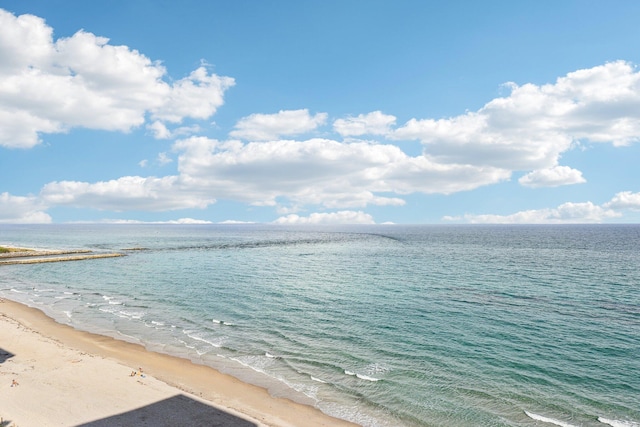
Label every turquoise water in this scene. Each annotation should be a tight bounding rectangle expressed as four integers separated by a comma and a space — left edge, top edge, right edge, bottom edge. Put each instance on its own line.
1, 224, 638, 427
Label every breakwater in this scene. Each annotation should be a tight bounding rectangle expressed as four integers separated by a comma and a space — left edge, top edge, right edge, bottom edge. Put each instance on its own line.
0, 248, 124, 265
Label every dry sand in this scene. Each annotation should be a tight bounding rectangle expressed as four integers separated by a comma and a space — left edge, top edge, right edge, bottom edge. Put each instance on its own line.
0, 298, 359, 427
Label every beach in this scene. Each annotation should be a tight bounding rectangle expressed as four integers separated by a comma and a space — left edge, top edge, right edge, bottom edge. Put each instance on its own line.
0, 298, 359, 427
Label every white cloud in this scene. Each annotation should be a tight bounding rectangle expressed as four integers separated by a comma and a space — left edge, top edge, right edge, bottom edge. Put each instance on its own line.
164, 218, 213, 224
229, 109, 327, 141
97, 217, 213, 224
150, 66, 234, 123
157, 152, 173, 165
27, 132, 483, 216
172, 136, 509, 210
40, 176, 215, 211
0, 9, 233, 148
218, 220, 257, 224
333, 111, 397, 136
518, 166, 586, 188
604, 191, 640, 210
147, 120, 202, 140
273, 211, 375, 224
446, 201, 620, 224
147, 121, 172, 139
393, 61, 640, 171
0, 192, 51, 223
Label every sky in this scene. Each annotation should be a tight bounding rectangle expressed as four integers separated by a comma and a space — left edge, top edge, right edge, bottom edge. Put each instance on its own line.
2, 1, 640, 225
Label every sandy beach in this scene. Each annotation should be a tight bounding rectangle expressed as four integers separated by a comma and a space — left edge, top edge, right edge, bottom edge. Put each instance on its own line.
0, 298, 359, 427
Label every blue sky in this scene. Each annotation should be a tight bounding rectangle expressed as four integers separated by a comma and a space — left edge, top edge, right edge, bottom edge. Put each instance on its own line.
2, 1, 640, 224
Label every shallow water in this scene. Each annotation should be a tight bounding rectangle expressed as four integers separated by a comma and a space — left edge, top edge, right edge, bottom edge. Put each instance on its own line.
1, 224, 639, 426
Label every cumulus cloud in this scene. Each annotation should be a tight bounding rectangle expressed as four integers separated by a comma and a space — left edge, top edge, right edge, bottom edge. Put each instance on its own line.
157, 152, 173, 165
39, 135, 504, 216
333, 111, 397, 136
150, 66, 233, 123
393, 61, 640, 171
604, 191, 640, 210
446, 201, 620, 224
173, 136, 509, 210
147, 121, 172, 139
147, 121, 202, 140
518, 166, 586, 188
40, 176, 215, 211
229, 109, 328, 141
0, 192, 51, 223
0, 9, 233, 148
273, 210, 375, 224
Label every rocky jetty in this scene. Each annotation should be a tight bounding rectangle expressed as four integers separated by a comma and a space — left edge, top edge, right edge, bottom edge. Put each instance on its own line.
0, 247, 124, 265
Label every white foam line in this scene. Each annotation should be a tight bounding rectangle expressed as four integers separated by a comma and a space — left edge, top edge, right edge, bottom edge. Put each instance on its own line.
356, 373, 380, 382
344, 370, 380, 381
525, 411, 578, 427
598, 417, 640, 427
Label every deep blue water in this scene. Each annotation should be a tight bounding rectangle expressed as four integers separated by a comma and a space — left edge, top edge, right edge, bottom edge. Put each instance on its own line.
1, 224, 639, 427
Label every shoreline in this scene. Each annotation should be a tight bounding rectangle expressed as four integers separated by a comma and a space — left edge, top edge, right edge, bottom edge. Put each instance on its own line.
0, 298, 359, 427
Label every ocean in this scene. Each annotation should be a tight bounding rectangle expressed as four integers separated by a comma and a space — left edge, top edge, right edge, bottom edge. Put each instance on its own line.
1, 224, 638, 427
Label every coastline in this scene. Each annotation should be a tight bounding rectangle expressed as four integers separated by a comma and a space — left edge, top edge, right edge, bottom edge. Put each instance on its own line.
0, 298, 359, 427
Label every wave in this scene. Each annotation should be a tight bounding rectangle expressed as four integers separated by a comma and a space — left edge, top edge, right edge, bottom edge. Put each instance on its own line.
356, 373, 381, 382
102, 295, 123, 305
212, 319, 235, 326
177, 339, 196, 350
525, 411, 579, 427
118, 310, 145, 319
182, 330, 224, 348
98, 306, 119, 314
599, 417, 640, 427
230, 356, 269, 374
116, 331, 142, 344
310, 376, 327, 383
344, 370, 380, 382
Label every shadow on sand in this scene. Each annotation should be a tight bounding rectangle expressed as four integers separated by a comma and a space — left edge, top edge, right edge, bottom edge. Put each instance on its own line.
75, 394, 258, 427
0, 347, 14, 363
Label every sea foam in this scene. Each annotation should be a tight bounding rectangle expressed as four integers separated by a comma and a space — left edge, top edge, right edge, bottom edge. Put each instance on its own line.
599, 417, 640, 427
525, 411, 578, 427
